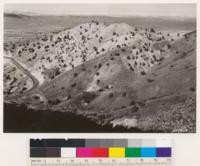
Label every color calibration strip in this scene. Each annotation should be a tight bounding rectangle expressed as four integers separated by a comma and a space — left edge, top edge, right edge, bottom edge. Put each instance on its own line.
30, 139, 172, 158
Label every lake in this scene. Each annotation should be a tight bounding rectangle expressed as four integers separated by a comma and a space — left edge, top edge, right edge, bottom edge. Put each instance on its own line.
4, 103, 144, 133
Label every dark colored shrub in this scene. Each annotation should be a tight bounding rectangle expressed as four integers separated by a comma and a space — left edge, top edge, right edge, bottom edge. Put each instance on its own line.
71, 83, 77, 88
141, 71, 146, 75
147, 78, 154, 82
96, 79, 100, 84
98, 63, 102, 68
115, 52, 120, 56
130, 100, 136, 106
28, 48, 35, 53
74, 73, 78, 77
150, 28, 155, 33
127, 56, 131, 60
190, 87, 195, 92
82, 92, 97, 104
108, 93, 114, 98
121, 92, 126, 97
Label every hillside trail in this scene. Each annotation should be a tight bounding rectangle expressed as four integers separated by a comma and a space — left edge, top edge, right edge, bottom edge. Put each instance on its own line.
4, 56, 39, 100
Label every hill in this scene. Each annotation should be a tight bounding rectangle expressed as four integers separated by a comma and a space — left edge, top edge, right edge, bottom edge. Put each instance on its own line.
4, 20, 196, 132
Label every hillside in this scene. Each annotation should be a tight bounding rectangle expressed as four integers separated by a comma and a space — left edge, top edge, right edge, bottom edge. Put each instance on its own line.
4, 20, 196, 132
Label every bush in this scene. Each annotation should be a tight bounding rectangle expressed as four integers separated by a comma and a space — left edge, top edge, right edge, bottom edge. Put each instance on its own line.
98, 63, 102, 68
48, 99, 61, 105
115, 52, 120, 56
34, 96, 40, 100
42, 37, 48, 41
74, 73, 78, 77
117, 45, 121, 48
43, 67, 61, 80
71, 83, 77, 88
130, 100, 136, 106
93, 46, 98, 51
121, 106, 127, 109
122, 92, 127, 97
167, 44, 171, 49
28, 48, 35, 53
96, 79, 100, 84
147, 78, 154, 83
150, 28, 155, 33
108, 93, 114, 98
141, 71, 146, 75
190, 87, 195, 92
44, 45, 49, 49
82, 92, 97, 104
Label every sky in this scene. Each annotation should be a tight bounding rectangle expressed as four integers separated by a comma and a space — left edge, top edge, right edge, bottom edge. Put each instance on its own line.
4, 3, 196, 18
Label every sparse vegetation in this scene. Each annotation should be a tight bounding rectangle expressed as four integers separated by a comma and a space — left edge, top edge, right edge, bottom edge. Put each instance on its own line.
4, 16, 196, 133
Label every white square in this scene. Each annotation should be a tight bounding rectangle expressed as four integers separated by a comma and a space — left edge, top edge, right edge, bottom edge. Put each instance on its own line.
156, 139, 172, 147
61, 148, 76, 158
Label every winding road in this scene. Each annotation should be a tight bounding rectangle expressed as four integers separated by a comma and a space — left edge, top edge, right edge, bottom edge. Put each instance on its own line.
4, 56, 39, 100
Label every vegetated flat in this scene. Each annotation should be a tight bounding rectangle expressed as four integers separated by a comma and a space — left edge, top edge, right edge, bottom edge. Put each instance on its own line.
3, 14, 196, 133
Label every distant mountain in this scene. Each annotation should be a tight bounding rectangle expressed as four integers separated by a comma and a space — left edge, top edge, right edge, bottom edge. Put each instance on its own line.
4, 14, 196, 32
4, 13, 30, 18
